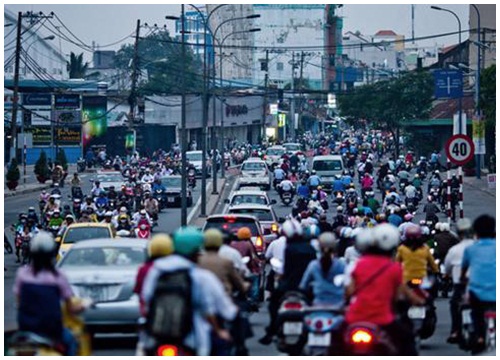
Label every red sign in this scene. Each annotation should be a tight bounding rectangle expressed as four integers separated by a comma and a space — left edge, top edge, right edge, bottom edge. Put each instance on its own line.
445, 134, 474, 166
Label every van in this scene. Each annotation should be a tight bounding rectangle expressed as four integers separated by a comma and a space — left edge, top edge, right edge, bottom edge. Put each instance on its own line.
311, 155, 344, 191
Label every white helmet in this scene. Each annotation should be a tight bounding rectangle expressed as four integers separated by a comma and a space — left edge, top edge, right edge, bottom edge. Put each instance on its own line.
355, 228, 374, 252
337, 206, 343, 212
318, 232, 337, 250
30, 231, 56, 254
340, 227, 352, 239
441, 222, 450, 232
372, 223, 400, 251
281, 219, 303, 238
435, 222, 442, 231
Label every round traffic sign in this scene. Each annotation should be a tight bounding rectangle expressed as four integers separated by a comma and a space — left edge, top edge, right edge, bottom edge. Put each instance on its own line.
445, 134, 475, 166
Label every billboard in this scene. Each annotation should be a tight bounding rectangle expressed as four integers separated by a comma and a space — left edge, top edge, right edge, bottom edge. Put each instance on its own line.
82, 96, 107, 149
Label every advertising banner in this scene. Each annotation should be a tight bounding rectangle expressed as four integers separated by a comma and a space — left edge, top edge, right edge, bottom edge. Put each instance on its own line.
472, 114, 486, 155
55, 127, 82, 145
82, 96, 107, 148
31, 127, 52, 146
54, 94, 80, 109
53, 110, 81, 125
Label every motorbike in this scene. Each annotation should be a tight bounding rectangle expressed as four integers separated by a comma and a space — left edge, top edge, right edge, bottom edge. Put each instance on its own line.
77, 158, 86, 173
276, 291, 309, 356
280, 190, 294, 206
72, 198, 82, 219
154, 189, 166, 211
6, 332, 64, 356
20, 235, 31, 265
188, 170, 196, 189
135, 223, 152, 239
333, 191, 344, 205
406, 277, 437, 348
460, 304, 496, 353
303, 306, 344, 356
4, 234, 13, 254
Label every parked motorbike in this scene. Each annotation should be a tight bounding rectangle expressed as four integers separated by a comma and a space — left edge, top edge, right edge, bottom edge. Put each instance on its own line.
77, 158, 86, 173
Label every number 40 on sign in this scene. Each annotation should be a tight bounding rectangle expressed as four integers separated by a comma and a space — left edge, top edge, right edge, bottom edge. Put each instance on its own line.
444, 134, 475, 166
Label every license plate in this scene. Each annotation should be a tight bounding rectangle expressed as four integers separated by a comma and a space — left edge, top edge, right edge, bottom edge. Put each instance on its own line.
307, 332, 331, 346
283, 322, 303, 335
168, 197, 175, 203
82, 285, 105, 302
408, 306, 426, 319
462, 309, 472, 325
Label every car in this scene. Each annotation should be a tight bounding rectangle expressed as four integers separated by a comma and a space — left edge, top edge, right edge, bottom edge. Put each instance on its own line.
186, 150, 211, 178
283, 142, 306, 162
93, 171, 125, 191
56, 222, 115, 260
57, 238, 148, 334
311, 155, 345, 191
226, 204, 283, 236
202, 214, 276, 256
161, 175, 193, 208
264, 146, 286, 169
238, 159, 270, 190
224, 189, 276, 207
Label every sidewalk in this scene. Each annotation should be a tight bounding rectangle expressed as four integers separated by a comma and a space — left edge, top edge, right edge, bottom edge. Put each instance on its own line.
189, 176, 229, 228
462, 170, 495, 198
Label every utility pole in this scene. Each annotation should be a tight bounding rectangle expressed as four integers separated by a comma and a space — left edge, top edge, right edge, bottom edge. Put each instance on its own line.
180, 6, 188, 226
262, 49, 269, 143
289, 51, 295, 141
298, 51, 305, 135
200, 20, 209, 217
129, 19, 141, 129
9, 12, 23, 163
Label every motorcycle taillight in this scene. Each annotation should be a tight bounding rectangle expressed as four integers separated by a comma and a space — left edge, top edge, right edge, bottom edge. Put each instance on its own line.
350, 329, 373, 344
157, 345, 178, 356
283, 302, 304, 310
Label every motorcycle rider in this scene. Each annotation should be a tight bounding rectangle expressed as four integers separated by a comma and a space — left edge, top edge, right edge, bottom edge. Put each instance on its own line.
297, 180, 310, 199
140, 169, 153, 184
299, 232, 345, 306
433, 222, 459, 264
95, 192, 109, 212
57, 214, 75, 237
423, 195, 440, 225
273, 166, 286, 188
143, 192, 159, 224
344, 223, 425, 355
70, 173, 83, 199
107, 185, 118, 201
116, 214, 132, 233
277, 177, 295, 198
27, 207, 39, 226
13, 231, 83, 355
460, 215, 496, 354
152, 178, 166, 193
101, 211, 117, 235
90, 180, 104, 197
81, 196, 96, 214
141, 227, 235, 356
133, 209, 152, 228
307, 170, 321, 192
48, 209, 64, 230
443, 218, 474, 344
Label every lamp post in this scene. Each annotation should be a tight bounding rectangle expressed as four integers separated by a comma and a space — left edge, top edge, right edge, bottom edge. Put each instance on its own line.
216, 28, 261, 179
24, 35, 55, 76
210, 14, 260, 193
430, 6, 463, 136
471, 4, 482, 178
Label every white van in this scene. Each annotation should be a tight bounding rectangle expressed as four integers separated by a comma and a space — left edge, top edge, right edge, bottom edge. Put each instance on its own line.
311, 155, 344, 191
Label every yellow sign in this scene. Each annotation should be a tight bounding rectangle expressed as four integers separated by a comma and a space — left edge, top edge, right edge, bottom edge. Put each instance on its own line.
278, 113, 286, 127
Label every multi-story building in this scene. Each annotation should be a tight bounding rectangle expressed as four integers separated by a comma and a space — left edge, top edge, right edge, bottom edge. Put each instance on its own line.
4, 8, 67, 81
468, 4, 496, 70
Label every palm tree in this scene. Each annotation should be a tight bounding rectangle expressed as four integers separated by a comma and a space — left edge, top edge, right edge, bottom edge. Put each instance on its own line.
66, 52, 89, 79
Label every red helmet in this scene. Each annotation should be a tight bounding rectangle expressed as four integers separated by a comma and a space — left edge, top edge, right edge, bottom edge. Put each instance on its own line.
405, 225, 422, 240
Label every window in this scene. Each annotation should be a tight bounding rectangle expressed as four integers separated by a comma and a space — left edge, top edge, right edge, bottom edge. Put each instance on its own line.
276, 62, 284, 71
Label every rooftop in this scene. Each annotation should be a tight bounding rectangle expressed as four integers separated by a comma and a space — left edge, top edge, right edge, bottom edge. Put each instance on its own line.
374, 30, 398, 36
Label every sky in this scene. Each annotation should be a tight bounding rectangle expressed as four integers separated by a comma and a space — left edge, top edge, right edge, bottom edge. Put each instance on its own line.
4, 3, 471, 63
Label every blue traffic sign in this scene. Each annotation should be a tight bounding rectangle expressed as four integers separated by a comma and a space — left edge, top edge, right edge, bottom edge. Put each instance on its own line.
433, 69, 463, 99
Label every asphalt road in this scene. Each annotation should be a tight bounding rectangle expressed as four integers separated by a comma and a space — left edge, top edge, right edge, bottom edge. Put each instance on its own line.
4, 169, 494, 356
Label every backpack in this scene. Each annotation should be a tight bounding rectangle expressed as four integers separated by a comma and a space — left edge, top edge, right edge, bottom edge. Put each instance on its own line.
146, 269, 193, 342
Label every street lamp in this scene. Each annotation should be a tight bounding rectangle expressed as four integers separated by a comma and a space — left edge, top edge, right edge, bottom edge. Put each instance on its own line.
471, 4, 482, 178
216, 27, 261, 179
210, 14, 261, 193
24, 35, 56, 76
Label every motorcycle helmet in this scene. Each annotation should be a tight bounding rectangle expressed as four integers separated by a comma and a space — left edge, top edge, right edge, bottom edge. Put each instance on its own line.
140, 209, 147, 216
405, 224, 422, 240
120, 207, 127, 213
318, 232, 337, 250
119, 214, 128, 222
281, 219, 303, 238
456, 218, 472, 232
28, 206, 35, 212
53, 209, 60, 216
105, 211, 113, 217
404, 213, 413, 221
173, 226, 204, 256
354, 228, 374, 252
65, 214, 75, 221
30, 231, 56, 255
304, 224, 320, 240
372, 223, 400, 251
204, 229, 224, 249
148, 233, 173, 258
434, 222, 442, 231
441, 222, 450, 232
237, 227, 252, 240
337, 206, 343, 212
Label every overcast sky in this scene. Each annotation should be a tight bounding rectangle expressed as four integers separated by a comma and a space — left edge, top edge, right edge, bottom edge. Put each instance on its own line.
5, 3, 470, 62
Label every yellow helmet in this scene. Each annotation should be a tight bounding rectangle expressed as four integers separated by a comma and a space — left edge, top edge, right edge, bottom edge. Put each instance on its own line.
148, 233, 174, 258
204, 229, 223, 249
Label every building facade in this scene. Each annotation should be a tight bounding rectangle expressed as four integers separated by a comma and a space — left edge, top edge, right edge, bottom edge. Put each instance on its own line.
468, 4, 496, 71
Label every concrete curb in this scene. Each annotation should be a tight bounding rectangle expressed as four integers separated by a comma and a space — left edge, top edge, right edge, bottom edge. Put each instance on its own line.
4, 184, 52, 198
188, 177, 228, 226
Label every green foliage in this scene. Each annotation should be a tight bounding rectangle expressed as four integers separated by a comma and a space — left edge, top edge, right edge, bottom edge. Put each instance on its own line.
56, 149, 68, 171
66, 52, 89, 79
480, 64, 495, 121
337, 71, 434, 132
114, 30, 203, 95
6, 158, 20, 182
34, 150, 50, 179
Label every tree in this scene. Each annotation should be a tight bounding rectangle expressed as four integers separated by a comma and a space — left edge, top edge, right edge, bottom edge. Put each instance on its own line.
56, 148, 68, 172
66, 52, 89, 79
337, 71, 434, 156
479, 64, 495, 169
114, 30, 203, 95
6, 158, 20, 190
34, 150, 50, 183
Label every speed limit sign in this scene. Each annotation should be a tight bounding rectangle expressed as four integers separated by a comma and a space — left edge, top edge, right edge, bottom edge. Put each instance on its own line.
445, 134, 475, 166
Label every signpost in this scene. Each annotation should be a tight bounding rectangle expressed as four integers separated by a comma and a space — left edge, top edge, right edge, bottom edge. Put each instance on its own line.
433, 69, 463, 99
487, 174, 496, 189
445, 134, 474, 166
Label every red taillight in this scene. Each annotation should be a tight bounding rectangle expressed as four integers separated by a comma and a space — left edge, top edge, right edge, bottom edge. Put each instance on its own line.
283, 302, 303, 310
351, 329, 373, 344
157, 345, 178, 356
224, 216, 236, 223
411, 278, 422, 285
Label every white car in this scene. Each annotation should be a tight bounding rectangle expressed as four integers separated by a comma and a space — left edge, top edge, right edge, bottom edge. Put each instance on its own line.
224, 189, 276, 207
186, 150, 211, 178
283, 142, 305, 161
264, 146, 286, 169
94, 171, 124, 191
238, 159, 270, 190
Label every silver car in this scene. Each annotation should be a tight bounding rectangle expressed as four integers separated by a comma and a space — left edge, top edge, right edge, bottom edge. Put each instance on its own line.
57, 239, 148, 334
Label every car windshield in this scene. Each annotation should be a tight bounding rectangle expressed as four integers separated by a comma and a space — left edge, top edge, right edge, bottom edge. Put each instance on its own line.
231, 194, 268, 205
97, 174, 123, 183
242, 162, 266, 171
313, 160, 343, 171
229, 208, 274, 222
60, 246, 146, 267
267, 148, 285, 156
284, 144, 300, 152
64, 227, 111, 244
161, 177, 182, 188
187, 153, 202, 162
204, 218, 260, 237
